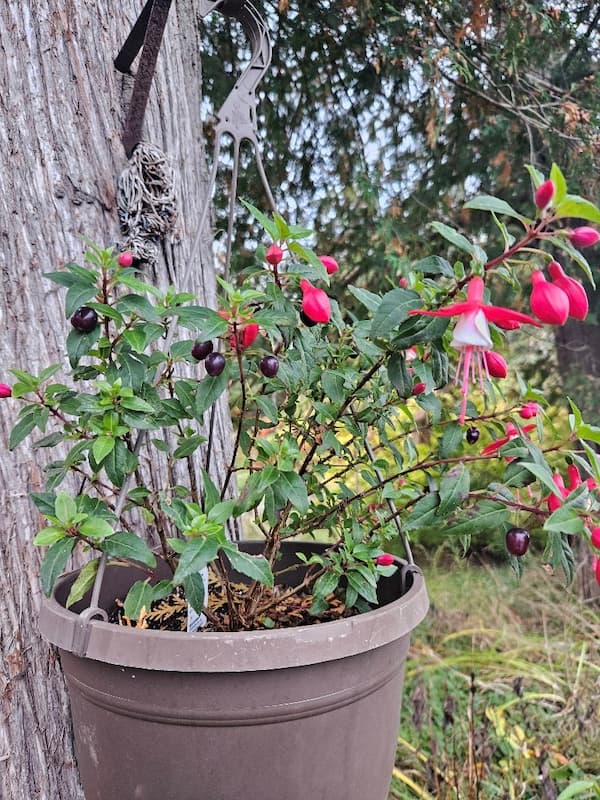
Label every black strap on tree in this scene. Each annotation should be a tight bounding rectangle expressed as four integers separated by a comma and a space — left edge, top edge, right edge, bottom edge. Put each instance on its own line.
115, 0, 174, 157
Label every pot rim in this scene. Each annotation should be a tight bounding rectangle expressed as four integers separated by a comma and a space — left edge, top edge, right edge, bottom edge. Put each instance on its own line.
39, 552, 429, 672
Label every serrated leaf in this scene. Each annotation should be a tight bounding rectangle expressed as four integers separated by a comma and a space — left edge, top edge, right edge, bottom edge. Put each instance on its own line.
123, 580, 155, 620
445, 501, 508, 536
274, 471, 308, 513
173, 537, 220, 583
544, 506, 585, 536
437, 466, 470, 517
404, 493, 440, 531
463, 195, 530, 224
184, 572, 205, 616
222, 545, 274, 587
347, 570, 378, 604
370, 289, 421, 337
66, 559, 100, 608
312, 570, 339, 599
103, 532, 156, 567
92, 436, 115, 464
41, 538, 75, 596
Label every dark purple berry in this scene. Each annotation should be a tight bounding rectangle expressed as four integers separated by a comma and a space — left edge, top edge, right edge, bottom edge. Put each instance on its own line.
505, 527, 530, 557
300, 310, 317, 327
205, 352, 225, 377
70, 306, 99, 333
259, 355, 279, 378
192, 340, 214, 361
466, 427, 480, 445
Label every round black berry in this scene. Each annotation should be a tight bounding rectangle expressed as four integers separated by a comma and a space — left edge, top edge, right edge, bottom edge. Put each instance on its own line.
205, 352, 226, 377
505, 527, 530, 557
192, 340, 214, 361
259, 355, 279, 378
466, 427, 480, 445
70, 306, 99, 333
300, 310, 317, 327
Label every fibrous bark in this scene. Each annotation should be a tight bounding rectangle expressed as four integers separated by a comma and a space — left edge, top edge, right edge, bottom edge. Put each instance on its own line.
0, 2, 226, 797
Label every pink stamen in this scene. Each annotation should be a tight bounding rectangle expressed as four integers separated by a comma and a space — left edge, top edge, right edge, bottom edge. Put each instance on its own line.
460, 347, 473, 424
455, 351, 464, 386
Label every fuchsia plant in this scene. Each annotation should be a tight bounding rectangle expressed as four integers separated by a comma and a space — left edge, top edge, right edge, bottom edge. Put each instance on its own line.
3, 165, 600, 629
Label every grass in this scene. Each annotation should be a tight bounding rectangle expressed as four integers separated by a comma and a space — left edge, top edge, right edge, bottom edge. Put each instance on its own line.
389, 558, 600, 799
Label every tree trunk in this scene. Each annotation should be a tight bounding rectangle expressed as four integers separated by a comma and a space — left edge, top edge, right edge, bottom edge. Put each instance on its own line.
0, 3, 228, 797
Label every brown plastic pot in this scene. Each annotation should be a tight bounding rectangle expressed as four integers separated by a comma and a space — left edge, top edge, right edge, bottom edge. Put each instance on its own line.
39, 541, 428, 800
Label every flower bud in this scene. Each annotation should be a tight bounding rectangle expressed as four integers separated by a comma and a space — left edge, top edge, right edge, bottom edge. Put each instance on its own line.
519, 402, 538, 419
529, 271, 569, 325
569, 227, 600, 248
376, 553, 395, 567
412, 382, 426, 396
547, 261, 588, 320
399, 276, 408, 288
319, 255, 339, 275
567, 464, 582, 491
534, 179, 555, 210
590, 527, 600, 550
0, 383, 12, 398
118, 251, 134, 267
230, 323, 260, 351
300, 279, 331, 324
547, 472, 567, 512
483, 350, 508, 379
266, 244, 284, 266
595, 556, 600, 586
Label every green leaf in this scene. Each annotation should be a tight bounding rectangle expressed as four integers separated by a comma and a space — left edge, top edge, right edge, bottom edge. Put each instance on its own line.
321, 370, 346, 404
55, 492, 77, 525
544, 530, 575, 584
123, 580, 155, 620
555, 194, 600, 223
313, 570, 339, 599
33, 526, 67, 546
30, 492, 57, 515
243, 466, 280, 511
525, 164, 544, 188
175, 306, 229, 339
463, 195, 530, 224
241, 199, 280, 240
348, 286, 381, 313
429, 222, 474, 255
387, 352, 412, 397
557, 780, 599, 800
92, 435, 115, 464
195, 371, 229, 418
549, 163, 567, 204
347, 570, 378, 604
201, 470, 221, 512
9, 410, 42, 450
116, 270, 162, 298
104, 439, 138, 487
222, 545, 274, 587
445, 501, 508, 536
370, 289, 421, 337
521, 462, 563, 497
173, 434, 207, 459
120, 396, 155, 414
33, 432, 65, 449
184, 573, 205, 616
41, 538, 75, 596
403, 493, 440, 531
411, 255, 454, 277
173, 537, 220, 583
65, 282, 98, 319
66, 559, 100, 608
577, 424, 600, 445
207, 500, 237, 524
548, 236, 595, 288
103, 532, 156, 567
437, 466, 470, 518
544, 506, 585, 536
116, 294, 162, 323
78, 517, 114, 540
274, 471, 308, 513
66, 326, 101, 368
439, 423, 463, 458
255, 396, 279, 425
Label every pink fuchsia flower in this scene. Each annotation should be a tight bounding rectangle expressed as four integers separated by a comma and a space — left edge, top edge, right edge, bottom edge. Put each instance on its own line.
409, 277, 540, 423
483, 351, 507, 379
519, 402, 538, 420
594, 556, 600, 586
569, 227, 600, 248
591, 527, 600, 549
266, 244, 284, 266
412, 382, 427, 396
546, 465, 596, 512
0, 383, 12, 398
529, 271, 569, 325
547, 261, 588, 320
535, 180, 555, 211
376, 553, 395, 566
480, 422, 536, 457
319, 255, 339, 275
300, 279, 331, 324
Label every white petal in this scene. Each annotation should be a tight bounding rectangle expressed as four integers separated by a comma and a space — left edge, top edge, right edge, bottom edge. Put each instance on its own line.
451, 310, 492, 350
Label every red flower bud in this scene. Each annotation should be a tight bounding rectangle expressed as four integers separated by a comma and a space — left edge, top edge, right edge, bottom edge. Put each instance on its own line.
319, 255, 339, 275
266, 244, 284, 266
483, 350, 508, 379
118, 251, 134, 267
569, 227, 600, 248
230, 323, 260, 351
595, 556, 600, 586
300, 279, 331, 324
412, 382, 426, 395
547, 472, 568, 512
534, 179, 555, 210
529, 271, 569, 325
376, 553, 395, 567
567, 464, 582, 491
519, 402, 538, 420
547, 261, 588, 320
0, 383, 12, 398
591, 527, 600, 550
